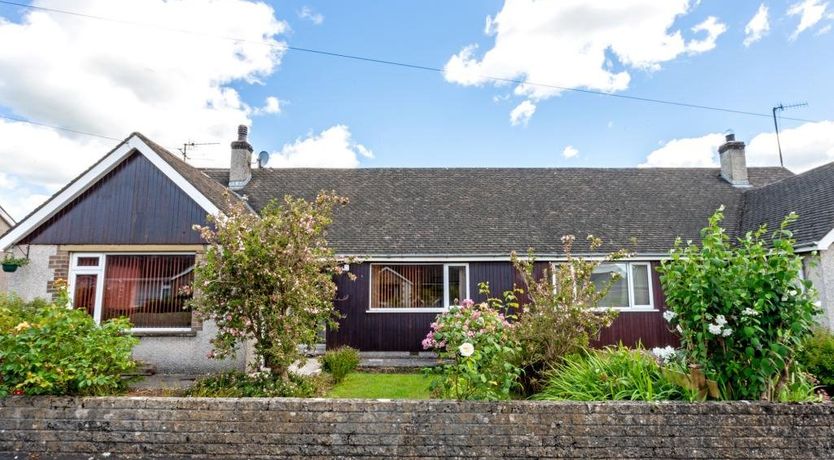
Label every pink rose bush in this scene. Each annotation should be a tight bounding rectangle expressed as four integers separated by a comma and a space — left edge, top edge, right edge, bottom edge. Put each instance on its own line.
423, 292, 521, 400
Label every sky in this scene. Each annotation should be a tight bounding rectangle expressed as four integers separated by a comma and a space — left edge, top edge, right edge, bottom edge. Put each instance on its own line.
0, 0, 833, 220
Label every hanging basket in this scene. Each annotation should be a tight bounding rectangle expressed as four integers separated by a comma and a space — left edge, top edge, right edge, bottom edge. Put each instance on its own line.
2, 263, 19, 273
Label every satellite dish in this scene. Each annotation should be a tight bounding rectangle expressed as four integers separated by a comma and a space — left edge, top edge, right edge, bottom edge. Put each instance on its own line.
257, 150, 269, 168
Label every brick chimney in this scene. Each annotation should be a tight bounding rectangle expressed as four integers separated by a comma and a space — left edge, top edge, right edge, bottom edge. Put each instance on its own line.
229, 125, 252, 190
718, 132, 749, 187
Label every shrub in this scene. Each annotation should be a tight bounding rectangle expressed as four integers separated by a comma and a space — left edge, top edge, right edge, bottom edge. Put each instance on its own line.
186, 370, 322, 397
535, 345, 685, 401
0, 292, 138, 396
799, 328, 834, 388
321, 347, 360, 383
422, 290, 521, 400
512, 235, 627, 394
658, 207, 820, 400
192, 192, 351, 380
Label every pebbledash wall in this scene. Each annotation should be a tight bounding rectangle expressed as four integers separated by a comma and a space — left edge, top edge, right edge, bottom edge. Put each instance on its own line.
4, 244, 246, 374
2, 397, 834, 459
806, 244, 834, 331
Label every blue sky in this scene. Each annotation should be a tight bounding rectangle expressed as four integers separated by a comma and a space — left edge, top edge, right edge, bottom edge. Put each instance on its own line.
0, 1, 832, 219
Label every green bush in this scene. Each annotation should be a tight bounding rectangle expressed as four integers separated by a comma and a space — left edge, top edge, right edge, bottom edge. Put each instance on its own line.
799, 328, 834, 388
535, 345, 685, 401
320, 347, 360, 383
186, 370, 322, 397
0, 293, 138, 396
658, 208, 819, 400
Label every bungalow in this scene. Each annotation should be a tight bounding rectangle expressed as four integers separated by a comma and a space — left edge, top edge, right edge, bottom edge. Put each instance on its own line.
1, 126, 833, 373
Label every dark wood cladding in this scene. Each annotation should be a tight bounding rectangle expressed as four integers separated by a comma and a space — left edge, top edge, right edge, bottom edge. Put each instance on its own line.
328, 261, 678, 352
22, 151, 208, 245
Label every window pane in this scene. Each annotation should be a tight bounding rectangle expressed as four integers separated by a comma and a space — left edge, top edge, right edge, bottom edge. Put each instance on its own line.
73, 274, 98, 317
447, 265, 467, 306
371, 265, 443, 308
631, 264, 651, 306
76, 257, 99, 267
103, 255, 194, 328
591, 264, 629, 308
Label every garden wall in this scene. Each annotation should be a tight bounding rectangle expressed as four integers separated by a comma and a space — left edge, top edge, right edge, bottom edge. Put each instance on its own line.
2, 397, 833, 459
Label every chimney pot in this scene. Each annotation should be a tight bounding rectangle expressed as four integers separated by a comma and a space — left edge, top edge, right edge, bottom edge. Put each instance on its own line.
229, 125, 253, 190
718, 132, 749, 187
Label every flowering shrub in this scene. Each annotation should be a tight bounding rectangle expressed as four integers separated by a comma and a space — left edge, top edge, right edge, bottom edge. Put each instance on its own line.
511, 235, 627, 394
192, 192, 351, 380
0, 289, 138, 396
658, 207, 820, 400
186, 370, 321, 397
423, 290, 521, 400
320, 347, 360, 383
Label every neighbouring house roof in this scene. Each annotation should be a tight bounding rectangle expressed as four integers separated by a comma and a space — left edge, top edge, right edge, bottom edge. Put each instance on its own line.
741, 162, 834, 251
202, 167, 793, 256
0, 203, 14, 228
0, 133, 241, 250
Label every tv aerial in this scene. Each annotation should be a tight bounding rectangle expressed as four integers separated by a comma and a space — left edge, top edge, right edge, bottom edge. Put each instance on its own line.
772, 102, 808, 167
178, 141, 220, 161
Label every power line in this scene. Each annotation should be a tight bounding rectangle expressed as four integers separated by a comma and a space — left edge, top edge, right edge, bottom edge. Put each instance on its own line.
0, 0, 821, 124
0, 113, 121, 141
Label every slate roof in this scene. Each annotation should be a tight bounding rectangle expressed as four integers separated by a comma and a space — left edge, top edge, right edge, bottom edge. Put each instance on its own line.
202, 167, 793, 256
741, 162, 834, 249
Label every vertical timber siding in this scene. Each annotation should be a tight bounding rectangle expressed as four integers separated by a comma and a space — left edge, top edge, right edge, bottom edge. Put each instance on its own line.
21, 151, 208, 245
328, 261, 677, 351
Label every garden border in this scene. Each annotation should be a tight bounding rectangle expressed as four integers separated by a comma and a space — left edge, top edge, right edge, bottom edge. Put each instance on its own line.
2, 397, 834, 458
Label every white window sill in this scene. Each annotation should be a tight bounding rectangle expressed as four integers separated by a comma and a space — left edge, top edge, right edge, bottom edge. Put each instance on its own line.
366, 308, 449, 314
593, 307, 658, 313
130, 328, 196, 337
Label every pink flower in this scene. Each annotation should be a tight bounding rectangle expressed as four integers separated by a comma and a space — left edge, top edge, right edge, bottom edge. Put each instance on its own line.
461, 299, 475, 308
421, 338, 434, 349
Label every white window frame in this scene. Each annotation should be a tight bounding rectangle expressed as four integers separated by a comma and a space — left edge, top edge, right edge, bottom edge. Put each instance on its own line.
552, 261, 656, 312
67, 252, 195, 332
367, 262, 470, 313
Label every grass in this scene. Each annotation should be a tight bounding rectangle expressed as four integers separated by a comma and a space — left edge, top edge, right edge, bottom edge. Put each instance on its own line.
326, 372, 433, 399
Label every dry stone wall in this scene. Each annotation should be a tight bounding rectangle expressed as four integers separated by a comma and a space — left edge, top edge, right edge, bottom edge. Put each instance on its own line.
1, 397, 833, 459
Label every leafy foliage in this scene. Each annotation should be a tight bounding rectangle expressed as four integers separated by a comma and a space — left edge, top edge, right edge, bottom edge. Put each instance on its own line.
320, 347, 360, 383
512, 235, 626, 394
0, 289, 138, 396
422, 288, 521, 400
658, 207, 820, 400
186, 370, 322, 397
536, 345, 685, 401
192, 192, 351, 379
799, 328, 834, 388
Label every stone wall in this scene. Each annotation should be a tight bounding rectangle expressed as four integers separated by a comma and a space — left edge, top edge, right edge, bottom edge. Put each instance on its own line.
1, 397, 833, 459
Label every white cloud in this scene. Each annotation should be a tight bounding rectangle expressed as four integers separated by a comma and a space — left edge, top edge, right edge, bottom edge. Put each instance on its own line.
444, 0, 726, 123
267, 125, 373, 168
639, 133, 725, 167
298, 6, 324, 25
0, 0, 291, 218
509, 100, 536, 126
254, 96, 282, 115
747, 121, 834, 172
787, 0, 829, 40
639, 121, 834, 173
744, 4, 770, 46
562, 145, 579, 159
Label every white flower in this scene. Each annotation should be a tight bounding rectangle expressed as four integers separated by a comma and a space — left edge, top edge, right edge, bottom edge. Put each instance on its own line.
741, 308, 759, 317
458, 342, 474, 357
708, 323, 723, 335
662, 310, 677, 322
651, 346, 677, 363
714, 315, 727, 327
789, 289, 798, 297
676, 325, 683, 334
722, 327, 733, 337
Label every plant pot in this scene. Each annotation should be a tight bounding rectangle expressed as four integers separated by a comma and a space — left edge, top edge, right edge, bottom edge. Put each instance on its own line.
2, 263, 18, 273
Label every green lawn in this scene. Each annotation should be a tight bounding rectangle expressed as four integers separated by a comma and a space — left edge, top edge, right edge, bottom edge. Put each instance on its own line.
326, 372, 433, 399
